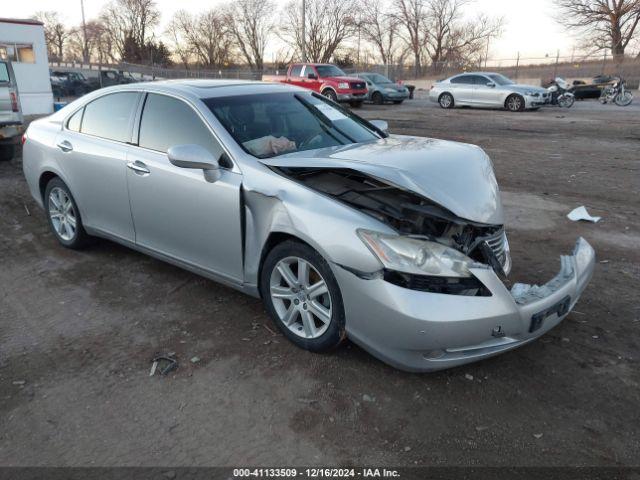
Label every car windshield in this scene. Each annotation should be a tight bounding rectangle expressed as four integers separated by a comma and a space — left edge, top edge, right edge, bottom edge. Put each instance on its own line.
204, 92, 382, 159
315, 65, 346, 77
487, 74, 514, 85
368, 74, 393, 84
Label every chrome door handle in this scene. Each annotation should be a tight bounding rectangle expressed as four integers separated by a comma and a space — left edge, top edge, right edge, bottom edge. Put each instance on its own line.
127, 161, 150, 175
56, 140, 73, 152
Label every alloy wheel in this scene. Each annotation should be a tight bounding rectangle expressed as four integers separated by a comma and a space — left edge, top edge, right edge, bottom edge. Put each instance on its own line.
440, 94, 452, 108
507, 95, 523, 111
48, 187, 77, 241
269, 256, 332, 339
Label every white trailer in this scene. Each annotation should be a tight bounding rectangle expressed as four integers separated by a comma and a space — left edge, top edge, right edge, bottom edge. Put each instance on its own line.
0, 18, 53, 115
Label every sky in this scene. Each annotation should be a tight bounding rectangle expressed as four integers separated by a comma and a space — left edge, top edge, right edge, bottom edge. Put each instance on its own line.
3, 0, 579, 62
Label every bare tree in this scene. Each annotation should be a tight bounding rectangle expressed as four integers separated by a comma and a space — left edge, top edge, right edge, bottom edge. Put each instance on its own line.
392, 0, 429, 77
34, 11, 70, 61
225, 0, 275, 71
555, 0, 640, 60
279, 0, 358, 63
165, 11, 196, 68
358, 0, 402, 65
425, 0, 503, 72
166, 10, 235, 68
100, 0, 160, 62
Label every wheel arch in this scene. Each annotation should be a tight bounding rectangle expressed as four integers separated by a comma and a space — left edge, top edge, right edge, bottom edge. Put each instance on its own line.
39, 170, 60, 202
320, 85, 337, 96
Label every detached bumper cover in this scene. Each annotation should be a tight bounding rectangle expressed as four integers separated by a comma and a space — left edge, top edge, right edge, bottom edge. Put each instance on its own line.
334, 237, 595, 372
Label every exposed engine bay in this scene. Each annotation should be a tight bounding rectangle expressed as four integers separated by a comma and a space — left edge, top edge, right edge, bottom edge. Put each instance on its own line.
271, 166, 511, 278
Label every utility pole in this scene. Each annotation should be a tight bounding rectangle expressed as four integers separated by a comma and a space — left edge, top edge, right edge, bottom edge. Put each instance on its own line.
80, 0, 89, 64
301, 0, 307, 62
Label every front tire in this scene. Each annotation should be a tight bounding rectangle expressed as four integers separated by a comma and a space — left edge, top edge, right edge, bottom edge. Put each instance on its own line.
44, 177, 92, 249
372, 92, 384, 105
438, 92, 454, 109
614, 92, 633, 106
260, 240, 346, 353
506, 94, 525, 112
322, 89, 338, 102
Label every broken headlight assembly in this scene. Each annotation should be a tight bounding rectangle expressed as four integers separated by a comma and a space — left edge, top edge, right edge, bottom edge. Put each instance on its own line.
357, 229, 491, 296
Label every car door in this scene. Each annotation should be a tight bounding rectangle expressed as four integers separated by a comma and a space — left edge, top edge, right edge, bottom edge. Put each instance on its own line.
126, 92, 243, 281
471, 75, 499, 106
287, 64, 305, 88
54, 91, 140, 241
450, 75, 475, 104
301, 65, 322, 92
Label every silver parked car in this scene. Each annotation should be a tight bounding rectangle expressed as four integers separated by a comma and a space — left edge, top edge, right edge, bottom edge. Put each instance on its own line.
22, 80, 595, 372
429, 72, 550, 111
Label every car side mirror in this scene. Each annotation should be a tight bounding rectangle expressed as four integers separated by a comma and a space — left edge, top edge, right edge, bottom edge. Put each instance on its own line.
169, 144, 222, 182
370, 119, 389, 134
307, 73, 317, 79
486, 82, 495, 88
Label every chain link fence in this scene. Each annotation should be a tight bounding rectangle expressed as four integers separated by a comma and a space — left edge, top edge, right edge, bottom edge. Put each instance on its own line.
50, 53, 640, 89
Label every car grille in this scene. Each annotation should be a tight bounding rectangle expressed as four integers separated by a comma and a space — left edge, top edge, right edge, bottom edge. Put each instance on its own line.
350, 81, 366, 90
484, 228, 511, 273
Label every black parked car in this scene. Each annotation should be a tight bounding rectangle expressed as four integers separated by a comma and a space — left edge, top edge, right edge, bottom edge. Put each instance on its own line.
50, 71, 92, 97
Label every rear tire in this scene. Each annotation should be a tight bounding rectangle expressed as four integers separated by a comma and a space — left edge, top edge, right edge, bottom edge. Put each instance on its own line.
260, 240, 346, 353
372, 92, 384, 105
438, 92, 454, 109
44, 177, 92, 249
506, 94, 525, 112
322, 89, 338, 102
0, 144, 15, 162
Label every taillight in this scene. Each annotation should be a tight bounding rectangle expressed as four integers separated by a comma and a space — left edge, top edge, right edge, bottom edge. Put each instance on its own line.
10, 91, 19, 112
22, 133, 27, 145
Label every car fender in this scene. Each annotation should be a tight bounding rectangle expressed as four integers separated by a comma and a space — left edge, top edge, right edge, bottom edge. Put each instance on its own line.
241, 163, 390, 291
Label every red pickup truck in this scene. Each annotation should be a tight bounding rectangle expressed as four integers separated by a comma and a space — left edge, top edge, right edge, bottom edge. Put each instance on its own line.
264, 63, 368, 108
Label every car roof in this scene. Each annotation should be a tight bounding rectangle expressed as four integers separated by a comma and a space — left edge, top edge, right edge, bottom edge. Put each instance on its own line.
95, 79, 307, 99
452, 72, 503, 76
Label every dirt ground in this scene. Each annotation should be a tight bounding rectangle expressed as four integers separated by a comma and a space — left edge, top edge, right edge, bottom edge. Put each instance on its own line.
0, 96, 639, 467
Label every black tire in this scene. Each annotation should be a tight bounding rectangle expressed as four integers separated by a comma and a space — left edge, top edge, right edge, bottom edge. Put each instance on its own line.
260, 240, 346, 353
372, 91, 384, 105
506, 94, 525, 112
0, 144, 15, 162
322, 89, 338, 102
349, 101, 363, 108
44, 177, 92, 249
438, 92, 454, 109
393, 100, 403, 104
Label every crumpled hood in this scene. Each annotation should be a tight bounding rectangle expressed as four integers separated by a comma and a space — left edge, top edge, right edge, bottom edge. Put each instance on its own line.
261, 135, 504, 225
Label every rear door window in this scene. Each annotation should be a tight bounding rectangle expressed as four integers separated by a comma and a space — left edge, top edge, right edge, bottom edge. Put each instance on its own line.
80, 92, 138, 142
138, 93, 223, 159
0, 63, 10, 83
451, 75, 474, 85
290, 65, 303, 77
67, 108, 84, 132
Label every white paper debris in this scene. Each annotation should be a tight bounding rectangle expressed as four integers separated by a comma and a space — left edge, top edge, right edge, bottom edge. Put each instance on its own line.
567, 206, 601, 223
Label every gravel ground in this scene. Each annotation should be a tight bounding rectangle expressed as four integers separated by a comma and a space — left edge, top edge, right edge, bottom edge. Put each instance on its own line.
0, 96, 639, 467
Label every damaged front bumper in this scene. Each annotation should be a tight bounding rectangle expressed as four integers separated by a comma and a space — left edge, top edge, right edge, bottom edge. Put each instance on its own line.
333, 237, 595, 372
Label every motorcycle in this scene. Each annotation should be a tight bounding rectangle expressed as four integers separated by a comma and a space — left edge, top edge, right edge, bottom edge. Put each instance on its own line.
599, 77, 633, 106
546, 77, 575, 108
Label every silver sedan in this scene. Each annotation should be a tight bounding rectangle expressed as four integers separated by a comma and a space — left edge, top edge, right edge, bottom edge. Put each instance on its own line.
429, 72, 550, 111
22, 80, 594, 371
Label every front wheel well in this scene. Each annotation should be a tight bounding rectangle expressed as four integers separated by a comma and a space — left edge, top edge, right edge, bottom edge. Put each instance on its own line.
257, 232, 314, 299
39, 171, 59, 201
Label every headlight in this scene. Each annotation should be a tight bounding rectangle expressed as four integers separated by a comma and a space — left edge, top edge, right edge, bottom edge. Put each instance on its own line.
337, 82, 349, 89
357, 229, 477, 278
524, 91, 539, 97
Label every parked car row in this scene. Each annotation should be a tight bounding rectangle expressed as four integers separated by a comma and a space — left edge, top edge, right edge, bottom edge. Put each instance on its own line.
264, 63, 412, 107
50, 69, 137, 98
